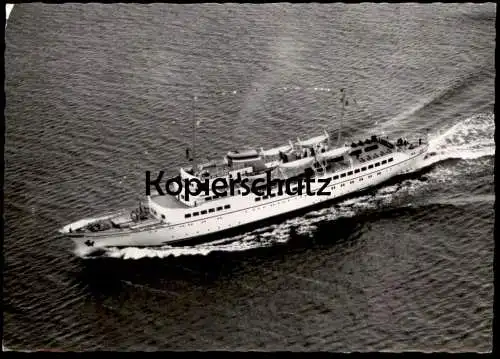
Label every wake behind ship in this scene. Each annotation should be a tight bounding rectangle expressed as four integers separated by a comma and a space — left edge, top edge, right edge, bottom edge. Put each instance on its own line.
59, 90, 430, 254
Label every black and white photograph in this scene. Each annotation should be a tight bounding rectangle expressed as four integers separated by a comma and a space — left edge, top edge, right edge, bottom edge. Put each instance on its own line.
3, 2, 495, 352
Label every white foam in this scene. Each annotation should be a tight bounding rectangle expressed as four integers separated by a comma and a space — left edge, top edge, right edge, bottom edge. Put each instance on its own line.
429, 193, 495, 206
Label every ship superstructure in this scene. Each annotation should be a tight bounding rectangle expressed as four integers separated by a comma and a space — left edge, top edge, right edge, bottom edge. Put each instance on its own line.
59, 89, 430, 252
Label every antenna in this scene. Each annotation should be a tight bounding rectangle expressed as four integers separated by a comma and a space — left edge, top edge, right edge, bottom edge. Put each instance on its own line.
338, 88, 346, 146
191, 95, 197, 170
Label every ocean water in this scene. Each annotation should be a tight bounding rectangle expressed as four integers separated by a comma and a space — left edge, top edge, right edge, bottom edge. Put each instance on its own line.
3, 3, 495, 351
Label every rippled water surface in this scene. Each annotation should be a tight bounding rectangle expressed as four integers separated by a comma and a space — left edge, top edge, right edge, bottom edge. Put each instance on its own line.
4, 3, 495, 351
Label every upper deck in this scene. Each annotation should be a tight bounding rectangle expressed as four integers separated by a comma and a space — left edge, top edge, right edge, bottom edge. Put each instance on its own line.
157, 133, 426, 209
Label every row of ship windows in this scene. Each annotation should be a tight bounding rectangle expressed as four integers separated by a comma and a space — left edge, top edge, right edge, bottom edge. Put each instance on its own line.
181, 168, 389, 218
333, 157, 392, 180
179, 191, 241, 202
175, 165, 385, 235
252, 158, 393, 201
254, 171, 383, 200
185, 204, 231, 218
183, 157, 394, 207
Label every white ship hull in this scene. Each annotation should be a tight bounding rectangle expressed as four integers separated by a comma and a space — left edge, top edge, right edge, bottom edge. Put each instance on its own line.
68, 146, 427, 253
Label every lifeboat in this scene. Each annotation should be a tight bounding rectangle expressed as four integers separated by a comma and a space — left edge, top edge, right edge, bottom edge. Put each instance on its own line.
226, 149, 260, 161
260, 144, 293, 157
279, 157, 314, 169
226, 149, 261, 168
278, 157, 315, 178
297, 131, 329, 147
318, 146, 350, 161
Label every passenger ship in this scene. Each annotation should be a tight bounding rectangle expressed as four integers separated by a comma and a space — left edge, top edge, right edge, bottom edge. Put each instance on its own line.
59, 91, 430, 253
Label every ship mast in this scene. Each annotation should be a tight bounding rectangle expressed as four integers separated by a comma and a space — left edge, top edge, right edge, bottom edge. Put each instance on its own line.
191, 94, 197, 170
338, 88, 346, 146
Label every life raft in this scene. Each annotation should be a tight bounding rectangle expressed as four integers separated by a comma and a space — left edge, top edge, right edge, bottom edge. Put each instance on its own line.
226, 149, 260, 161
